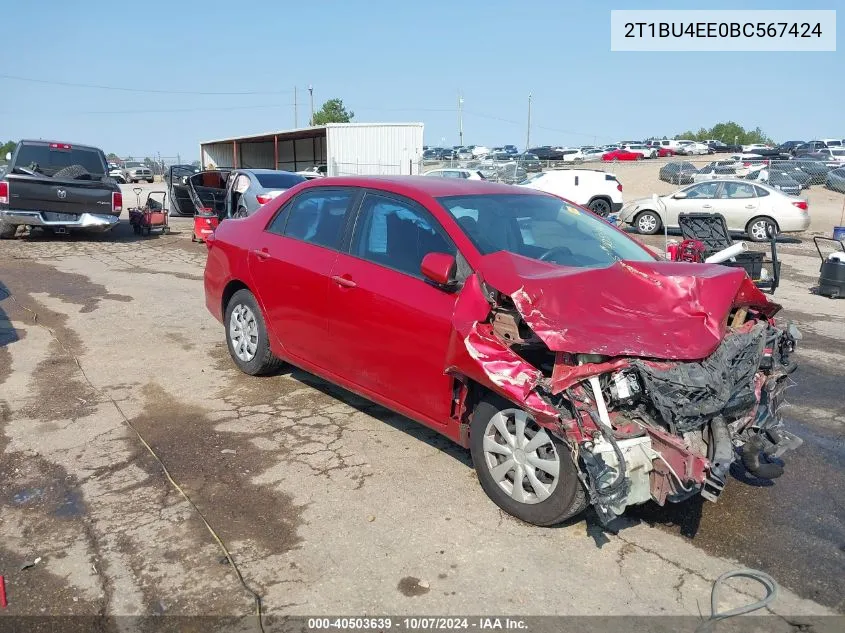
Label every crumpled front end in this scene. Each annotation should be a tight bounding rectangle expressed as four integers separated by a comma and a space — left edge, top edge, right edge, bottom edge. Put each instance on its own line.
448, 255, 803, 524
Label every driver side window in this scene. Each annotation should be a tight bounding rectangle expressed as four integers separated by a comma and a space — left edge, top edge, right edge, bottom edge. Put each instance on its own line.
685, 182, 720, 199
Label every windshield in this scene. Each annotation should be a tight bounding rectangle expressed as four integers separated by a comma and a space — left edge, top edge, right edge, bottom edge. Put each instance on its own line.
438, 194, 655, 269
255, 172, 306, 188
125, 161, 144, 168
14, 144, 106, 177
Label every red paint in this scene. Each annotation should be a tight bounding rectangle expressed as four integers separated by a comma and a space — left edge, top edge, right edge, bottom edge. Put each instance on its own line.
0, 575, 7, 608
204, 176, 780, 449
602, 149, 641, 161
657, 148, 675, 157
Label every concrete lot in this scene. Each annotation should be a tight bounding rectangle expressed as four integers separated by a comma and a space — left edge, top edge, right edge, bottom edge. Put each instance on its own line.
0, 178, 843, 626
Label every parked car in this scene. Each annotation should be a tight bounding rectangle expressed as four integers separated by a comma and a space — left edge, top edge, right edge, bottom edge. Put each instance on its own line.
471, 146, 491, 158
122, 161, 154, 183
825, 167, 845, 193
618, 179, 809, 241
1, 139, 122, 238
768, 163, 812, 189
807, 148, 845, 164
621, 144, 656, 159
742, 143, 772, 153
502, 144, 519, 155
205, 176, 803, 526
559, 148, 587, 163
108, 164, 126, 183
819, 138, 843, 148
791, 158, 834, 184
602, 149, 641, 162
424, 168, 486, 180
163, 164, 199, 185
528, 146, 564, 161
513, 153, 542, 172
296, 165, 328, 179
482, 164, 527, 184
658, 161, 699, 184
692, 162, 738, 182
456, 147, 475, 160
744, 167, 802, 197
479, 152, 515, 167
776, 141, 805, 155
581, 148, 606, 161
677, 142, 711, 156
794, 141, 828, 156
226, 169, 308, 217
517, 169, 623, 216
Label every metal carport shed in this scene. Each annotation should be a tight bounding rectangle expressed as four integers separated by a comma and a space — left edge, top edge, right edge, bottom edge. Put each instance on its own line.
200, 122, 424, 177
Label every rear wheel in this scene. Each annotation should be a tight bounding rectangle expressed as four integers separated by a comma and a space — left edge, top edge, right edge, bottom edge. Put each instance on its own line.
470, 396, 587, 526
224, 289, 283, 376
147, 178, 154, 184
746, 216, 778, 242
635, 210, 662, 235
588, 198, 612, 217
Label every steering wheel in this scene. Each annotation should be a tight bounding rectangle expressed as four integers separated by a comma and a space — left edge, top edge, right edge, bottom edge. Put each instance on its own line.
538, 246, 574, 263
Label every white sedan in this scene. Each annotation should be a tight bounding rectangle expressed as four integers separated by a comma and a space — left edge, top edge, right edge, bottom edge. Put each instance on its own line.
423, 168, 486, 180
617, 179, 810, 241
621, 144, 657, 159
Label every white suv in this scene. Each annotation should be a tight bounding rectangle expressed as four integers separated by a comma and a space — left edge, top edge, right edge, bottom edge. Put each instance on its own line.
517, 169, 624, 217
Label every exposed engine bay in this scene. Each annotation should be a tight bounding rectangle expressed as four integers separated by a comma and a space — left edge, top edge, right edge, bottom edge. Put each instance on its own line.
449, 254, 803, 523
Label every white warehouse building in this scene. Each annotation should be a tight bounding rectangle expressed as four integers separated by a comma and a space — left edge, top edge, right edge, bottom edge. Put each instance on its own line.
199, 122, 424, 177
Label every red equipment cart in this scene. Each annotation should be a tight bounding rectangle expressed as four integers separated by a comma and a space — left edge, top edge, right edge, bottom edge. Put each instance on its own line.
192, 207, 219, 243
128, 188, 170, 236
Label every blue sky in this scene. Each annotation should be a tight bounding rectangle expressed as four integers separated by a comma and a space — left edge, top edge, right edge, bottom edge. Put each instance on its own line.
1, 0, 840, 159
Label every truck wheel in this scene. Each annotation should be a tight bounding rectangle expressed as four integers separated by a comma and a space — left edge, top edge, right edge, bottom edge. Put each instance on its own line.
0, 222, 17, 239
470, 395, 587, 526
147, 178, 154, 184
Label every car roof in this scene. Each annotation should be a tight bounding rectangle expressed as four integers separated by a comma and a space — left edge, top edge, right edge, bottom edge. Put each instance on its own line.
298, 175, 536, 197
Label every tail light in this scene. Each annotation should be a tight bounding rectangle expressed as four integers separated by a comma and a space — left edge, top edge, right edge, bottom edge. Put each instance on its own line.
112, 191, 122, 213
256, 191, 283, 205
792, 201, 808, 211
617, 183, 623, 192
743, 162, 751, 167
0, 181, 8, 205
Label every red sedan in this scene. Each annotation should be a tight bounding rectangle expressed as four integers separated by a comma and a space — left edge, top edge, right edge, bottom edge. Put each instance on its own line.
657, 147, 676, 157
601, 148, 642, 161
204, 176, 802, 526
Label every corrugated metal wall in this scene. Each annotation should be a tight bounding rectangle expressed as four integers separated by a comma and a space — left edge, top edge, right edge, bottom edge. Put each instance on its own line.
277, 136, 326, 171
325, 123, 424, 176
201, 143, 235, 168
238, 141, 274, 169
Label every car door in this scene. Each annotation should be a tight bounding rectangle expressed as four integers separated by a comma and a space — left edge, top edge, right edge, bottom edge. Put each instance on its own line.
664, 182, 721, 227
715, 181, 760, 231
247, 187, 360, 367
326, 190, 462, 426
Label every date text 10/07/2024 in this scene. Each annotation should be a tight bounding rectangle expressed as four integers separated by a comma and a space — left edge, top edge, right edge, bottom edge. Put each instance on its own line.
307, 617, 528, 630
624, 22, 822, 39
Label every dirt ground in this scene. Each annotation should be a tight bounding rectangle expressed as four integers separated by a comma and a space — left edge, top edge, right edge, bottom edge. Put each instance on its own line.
0, 179, 843, 628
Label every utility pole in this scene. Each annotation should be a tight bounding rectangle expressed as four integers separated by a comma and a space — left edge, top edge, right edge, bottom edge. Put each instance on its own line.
458, 92, 464, 146
525, 93, 532, 151
308, 85, 314, 126
294, 86, 298, 127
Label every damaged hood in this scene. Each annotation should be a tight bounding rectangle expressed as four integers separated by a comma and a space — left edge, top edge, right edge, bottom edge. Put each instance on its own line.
476, 251, 779, 360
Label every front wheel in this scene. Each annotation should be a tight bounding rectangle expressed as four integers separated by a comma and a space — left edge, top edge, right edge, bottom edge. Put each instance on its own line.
470, 397, 587, 526
746, 216, 778, 242
635, 210, 662, 235
224, 289, 284, 376
147, 178, 154, 184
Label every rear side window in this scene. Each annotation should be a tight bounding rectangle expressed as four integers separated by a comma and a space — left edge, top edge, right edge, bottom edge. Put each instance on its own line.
269, 189, 355, 249
255, 172, 306, 188
352, 193, 456, 278
753, 186, 770, 197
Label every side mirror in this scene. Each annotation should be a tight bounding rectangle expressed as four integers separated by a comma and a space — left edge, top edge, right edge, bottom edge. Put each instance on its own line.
421, 252, 456, 287
673, 191, 688, 199
5, 152, 10, 161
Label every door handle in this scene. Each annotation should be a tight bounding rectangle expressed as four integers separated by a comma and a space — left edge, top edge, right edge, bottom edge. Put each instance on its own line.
331, 275, 356, 288
702, 204, 712, 208
745, 204, 756, 209
252, 249, 270, 260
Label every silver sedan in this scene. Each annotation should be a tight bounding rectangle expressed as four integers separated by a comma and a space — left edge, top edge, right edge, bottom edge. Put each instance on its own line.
229, 169, 307, 217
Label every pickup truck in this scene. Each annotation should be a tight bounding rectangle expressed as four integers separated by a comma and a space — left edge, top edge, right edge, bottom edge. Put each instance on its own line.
0, 140, 122, 238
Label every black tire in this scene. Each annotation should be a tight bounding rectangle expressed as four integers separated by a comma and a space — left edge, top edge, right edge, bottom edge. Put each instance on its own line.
52, 164, 90, 180
0, 222, 17, 239
635, 210, 662, 235
191, 232, 197, 242
147, 178, 154, 184
588, 198, 612, 217
224, 289, 284, 376
746, 216, 778, 242
470, 395, 587, 526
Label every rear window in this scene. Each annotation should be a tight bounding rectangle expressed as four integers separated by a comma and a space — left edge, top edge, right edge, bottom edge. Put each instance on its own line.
255, 172, 306, 188
15, 144, 106, 177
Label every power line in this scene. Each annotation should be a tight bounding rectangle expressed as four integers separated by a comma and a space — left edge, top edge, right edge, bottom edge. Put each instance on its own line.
0, 73, 296, 96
